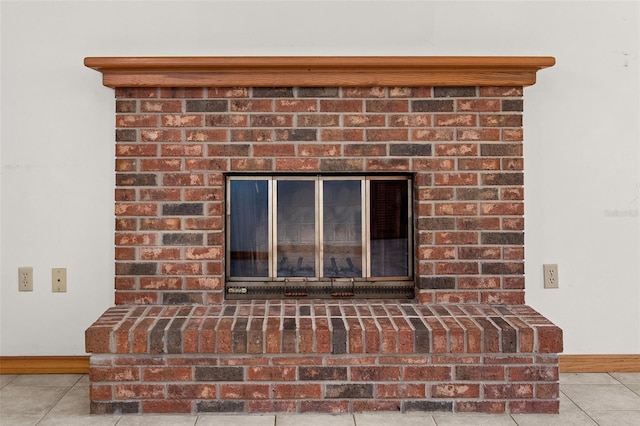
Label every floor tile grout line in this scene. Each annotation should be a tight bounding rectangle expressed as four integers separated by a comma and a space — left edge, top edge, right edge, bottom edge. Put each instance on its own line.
33, 382, 76, 426
560, 389, 601, 425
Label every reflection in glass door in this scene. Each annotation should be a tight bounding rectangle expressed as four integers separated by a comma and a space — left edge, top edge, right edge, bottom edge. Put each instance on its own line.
276, 180, 316, 277
322, 180, 363, 278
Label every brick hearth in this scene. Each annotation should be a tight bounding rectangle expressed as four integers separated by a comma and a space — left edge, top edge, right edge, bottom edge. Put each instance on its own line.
84, 56, 562, 414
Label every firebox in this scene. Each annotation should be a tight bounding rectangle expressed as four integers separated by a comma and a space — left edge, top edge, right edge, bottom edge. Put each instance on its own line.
226, 174, 414, 299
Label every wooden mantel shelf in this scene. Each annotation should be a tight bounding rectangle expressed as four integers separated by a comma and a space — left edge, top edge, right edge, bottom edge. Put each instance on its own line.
84, 56, 555, 88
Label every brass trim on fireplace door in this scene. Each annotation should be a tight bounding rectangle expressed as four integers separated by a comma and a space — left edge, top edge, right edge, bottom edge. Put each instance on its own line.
84, 56, 555, 88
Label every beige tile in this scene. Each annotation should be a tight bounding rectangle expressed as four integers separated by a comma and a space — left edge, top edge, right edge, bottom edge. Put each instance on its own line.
0, 385, 68, 415
559, 391, 581, 412
0, 413, 43, 426
0, 374, 17, 388
355, 412, 436, 426
37, 414, 121, 426
562, 384, 640, 411
610, 372, 640, 384
628, 383, 640, 395
48, 386, 90, 415
74, 374, 90, 387
197, 414, 276, 426
586, 410, 640, 426
559, 373, 619, 385
117, 414, 198, 425
431, 413, 517, 425
512, 410, 597, 425
10, 374, 83, 387
274, 414, 353, 426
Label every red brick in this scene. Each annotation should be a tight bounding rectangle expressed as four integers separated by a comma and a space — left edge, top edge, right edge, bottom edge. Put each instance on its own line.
221, 384, 269, 399
413, 128, 454, 141
353, 400, 402, 412
167, 384, 216, 399
481, 202, 524, 215
435, 114, 477, 127
390, 114, 431, 127
117, 115, 159, 128
435, 143, 478, 156
432, 384, 479, 398
300, 400, 350, 414
161, 144, 203, 157
90, 367, 139, 382
434, 203, 478, 216
502, 129, 523, 141
142, 400, 191, 414
248, 401, 297, 413
116, 88, 158, 98
485, 383, 533, 399
509, 400, 559, 414
456, 365, 505, 381
139, 189, 181, 202
457, 99, 501, 112
143, 367, 192, 382
231, 99, 271, 112
231, 158, 273, 171
162, 114, 203, 127
321, 129, 364, 141
352, 367, 401, 381
140, 248, 181, 260
367, 158, 410, 171
298, 318, 314, 354
115, 247, 135, 260
250, 114, 293, 127
367, 129, 408, 141
115, 384, 165, 400
248, 366, 296, 381
298, 144, 341, 157
344, 114, 385, 127
434, 173, 478, 186
538, 326, 563, 353
115, 203, 158, 217
141, 129, 182, 142
139, 277, 182, 290
272, 384, 322, 399
537, 383, 560, 399
186, 129, 227, 142
343, 87, 386, 97
377, 384, 425, 398
162, 173, 205, 186
276, 99, 318, 112
418, 247, 456, 260
252, 143, 295, 157
185, 158, 229, 171
403, 366, 451, 381
413, 158, 455, 171
509, 366, 558, 382
161, 87, 204, 98
457, 401, 505, 413
90, 384, 113, 400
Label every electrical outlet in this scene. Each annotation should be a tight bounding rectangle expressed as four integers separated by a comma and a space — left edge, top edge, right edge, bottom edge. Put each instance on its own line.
543, 264, 559, 289
18, 267, 33, 291
52, 268, 67, 292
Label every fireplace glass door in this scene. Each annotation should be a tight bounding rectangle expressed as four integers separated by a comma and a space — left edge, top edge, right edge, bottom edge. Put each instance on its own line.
227, 175, 413, 299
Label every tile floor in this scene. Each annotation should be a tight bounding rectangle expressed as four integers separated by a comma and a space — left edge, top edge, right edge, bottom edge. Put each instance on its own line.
1, 373, 639, 425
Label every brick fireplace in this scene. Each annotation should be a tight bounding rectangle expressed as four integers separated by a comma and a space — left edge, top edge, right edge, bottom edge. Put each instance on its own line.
84, 56, 562, 415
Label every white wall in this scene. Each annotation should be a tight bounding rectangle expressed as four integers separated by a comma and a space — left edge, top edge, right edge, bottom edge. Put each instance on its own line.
1, 1, 638, 356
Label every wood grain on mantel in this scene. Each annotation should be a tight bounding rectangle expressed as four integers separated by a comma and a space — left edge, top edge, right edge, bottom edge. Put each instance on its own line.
84, 56, 555, 88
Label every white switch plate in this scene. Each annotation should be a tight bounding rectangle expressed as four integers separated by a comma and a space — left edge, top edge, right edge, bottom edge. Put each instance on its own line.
543, 264, 559, 289
52, 268, 67, 292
